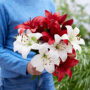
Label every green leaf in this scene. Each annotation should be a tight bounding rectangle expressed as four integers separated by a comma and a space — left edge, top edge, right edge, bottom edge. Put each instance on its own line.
31, 36, 37, 42
31, 75, 40, 80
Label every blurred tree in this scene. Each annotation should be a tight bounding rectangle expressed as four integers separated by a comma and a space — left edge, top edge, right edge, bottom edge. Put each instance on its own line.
53, 0, 90, 90
54, 46, 90, 90
54, 0, 90, 45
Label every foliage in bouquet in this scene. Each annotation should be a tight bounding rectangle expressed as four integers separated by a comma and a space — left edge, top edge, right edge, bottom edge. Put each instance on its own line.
14, 10, 85, 82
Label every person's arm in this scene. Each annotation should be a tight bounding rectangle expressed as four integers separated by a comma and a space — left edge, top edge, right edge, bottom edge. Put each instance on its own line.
0, 2, 29, 76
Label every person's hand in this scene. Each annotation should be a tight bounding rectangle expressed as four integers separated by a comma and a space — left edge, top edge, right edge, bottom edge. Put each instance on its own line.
27, 62, 42, 75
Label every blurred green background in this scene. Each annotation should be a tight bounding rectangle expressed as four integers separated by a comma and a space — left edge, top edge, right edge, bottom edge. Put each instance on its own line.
53, 0, 90, 90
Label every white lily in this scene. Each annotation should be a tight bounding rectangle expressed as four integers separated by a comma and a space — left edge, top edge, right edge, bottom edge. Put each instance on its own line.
14, 35, 32, 58
13, 30, 42, 59
51, 34, 72, 62
21, 30, 42, 45
31, 43, 60, 73
26, 29, 42, 40
66, 26, 85, 53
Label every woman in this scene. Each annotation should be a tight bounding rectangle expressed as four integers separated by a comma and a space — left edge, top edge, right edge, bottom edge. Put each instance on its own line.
0, 0, 55, 90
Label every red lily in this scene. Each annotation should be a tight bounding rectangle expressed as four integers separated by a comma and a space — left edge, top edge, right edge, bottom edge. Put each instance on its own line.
45, 10, 67, 24
42, 10, 73, 43
15, 16, 46, 34
53, 57, 79, 82
15, 20, 31, 34
41, 31, 55, 45
45, 10, 73, 33
62, 19, 73, 30
45, 10, 61, 35
68, 48, 76, 59
30, 16, 46, 33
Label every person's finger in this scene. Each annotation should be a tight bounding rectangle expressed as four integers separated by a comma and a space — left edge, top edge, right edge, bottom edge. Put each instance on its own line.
32, 68, 42, 75
29, 63, 42, 75
34, 72, 42, 75
32, 66, 36, 70
30, 63, 36, 69
31, 71, 41, 75
34, 68, 42, 74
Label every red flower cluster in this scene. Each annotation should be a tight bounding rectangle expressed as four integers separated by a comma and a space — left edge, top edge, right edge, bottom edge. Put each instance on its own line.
15, 10, 73, 45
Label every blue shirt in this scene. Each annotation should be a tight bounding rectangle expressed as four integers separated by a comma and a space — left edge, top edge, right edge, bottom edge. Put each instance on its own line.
0, 0, 55, 78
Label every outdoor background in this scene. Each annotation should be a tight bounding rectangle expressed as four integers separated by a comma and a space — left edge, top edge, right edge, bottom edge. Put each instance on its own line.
0, 0, 90, 90
53, 0, 90, 90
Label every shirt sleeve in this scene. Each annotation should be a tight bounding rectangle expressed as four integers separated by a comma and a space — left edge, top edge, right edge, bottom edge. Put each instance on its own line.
0, 2, 29, 76
49, 0, 56, 13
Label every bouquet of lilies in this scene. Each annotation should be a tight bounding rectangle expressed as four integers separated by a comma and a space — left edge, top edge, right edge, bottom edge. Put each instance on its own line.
14, 10, 85, 82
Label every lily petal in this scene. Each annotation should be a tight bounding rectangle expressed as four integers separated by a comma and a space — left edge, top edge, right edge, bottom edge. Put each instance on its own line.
21, 46, 31, 59
61, 34, 68, 40
31, 55, 44, 72
54, 34, 61, 43
66, 43, 72, 53
59, 51, 67, 62
77, 38, 85, 45
66, 25, 73, 36
73, 27, 80, 36
14, 41, 31, 59
30, 33, 42, 39
73, 44, 81, 53
44, 63, 55, 73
